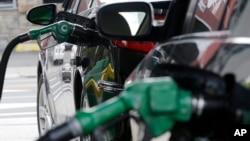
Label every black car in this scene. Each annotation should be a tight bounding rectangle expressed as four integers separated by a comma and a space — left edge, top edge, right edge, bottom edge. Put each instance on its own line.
35, 0, 250, 140
26, 0, 172, 140
25, 0, 239, 140
96, 0, 249, 140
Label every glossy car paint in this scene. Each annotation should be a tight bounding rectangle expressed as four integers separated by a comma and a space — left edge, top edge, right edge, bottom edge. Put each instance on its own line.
36, 1, 124, 140
36, 1, 171, 140
36, 0, 238, 139
77, 0, 172, 106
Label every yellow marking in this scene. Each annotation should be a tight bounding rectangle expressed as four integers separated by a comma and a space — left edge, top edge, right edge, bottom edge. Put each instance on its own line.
85, 79, 103, 98
85, 63, 115, 99
101, 63, 114, 80
16, 43, 40, 52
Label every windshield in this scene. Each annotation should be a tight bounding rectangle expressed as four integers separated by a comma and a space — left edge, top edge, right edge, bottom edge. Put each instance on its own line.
125, 0, 250, 86
90, 0, 171, 7
98, 0, 170, 4
125, 34, 250, 86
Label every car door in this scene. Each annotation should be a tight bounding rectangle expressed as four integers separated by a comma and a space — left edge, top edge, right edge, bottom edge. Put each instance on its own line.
73, 0, 116, 107
39, 0, 85, 124
74, 1, 131, 140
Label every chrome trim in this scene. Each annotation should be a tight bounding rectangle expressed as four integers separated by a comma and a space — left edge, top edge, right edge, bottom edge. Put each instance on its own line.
192, 96, 205, 116
98, 80, 124, 93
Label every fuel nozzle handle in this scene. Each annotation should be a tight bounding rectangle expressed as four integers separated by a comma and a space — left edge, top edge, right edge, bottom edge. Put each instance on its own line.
28, 20, 74, 43
28, 20, 101, 43
0, 20, 100, 101
72, 25, 101, 41
37, 119, 82, 141
37, 77, 193, 141
37, 76, 250, 141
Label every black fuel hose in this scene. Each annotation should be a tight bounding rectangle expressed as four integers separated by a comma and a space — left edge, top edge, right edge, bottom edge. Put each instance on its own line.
37, 119, 82, 141
72, 25, 106, 43
0, 33, 31, 100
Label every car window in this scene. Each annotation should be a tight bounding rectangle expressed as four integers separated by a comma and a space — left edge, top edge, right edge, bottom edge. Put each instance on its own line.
230, 0, 250, 37
189, 0, 238, 33
90, 0, 124, 8
64, 0, 79, 12
90, 0, 170, 8
70, 0, 78, 9
77, 0, 93, 13
89, 0, 100, 7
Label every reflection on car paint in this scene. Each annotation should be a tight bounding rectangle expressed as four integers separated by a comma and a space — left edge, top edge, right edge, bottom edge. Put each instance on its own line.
85, 59, 115, 105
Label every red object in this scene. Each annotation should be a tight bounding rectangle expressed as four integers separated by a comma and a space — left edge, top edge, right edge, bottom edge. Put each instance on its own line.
111, 7, 166, 54
154, 15, 166, 20
112, 40, 155, 53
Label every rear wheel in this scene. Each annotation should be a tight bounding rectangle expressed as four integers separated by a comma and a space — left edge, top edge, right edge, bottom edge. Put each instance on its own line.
37, 74, 53, 136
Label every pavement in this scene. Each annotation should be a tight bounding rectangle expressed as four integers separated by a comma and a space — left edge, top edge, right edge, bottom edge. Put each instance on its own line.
0, 8, 41, 54
5, 66, 37, 79
0, 42, 40, 55
0, 125, 38, 141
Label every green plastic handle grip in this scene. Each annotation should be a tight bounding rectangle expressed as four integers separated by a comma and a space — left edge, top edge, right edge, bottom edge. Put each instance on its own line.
28, 20, 74, 43
75, 77, 193, 137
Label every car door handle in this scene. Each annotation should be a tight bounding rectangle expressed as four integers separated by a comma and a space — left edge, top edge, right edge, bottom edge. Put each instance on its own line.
98, 80, 124, 93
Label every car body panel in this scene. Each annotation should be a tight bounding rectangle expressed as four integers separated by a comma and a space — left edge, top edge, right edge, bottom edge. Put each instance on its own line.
35, 0, 239, 138
77, 42, 115, 106
39, 41, 77, 123
37, 0, 119, 135
37, 0, 90, 126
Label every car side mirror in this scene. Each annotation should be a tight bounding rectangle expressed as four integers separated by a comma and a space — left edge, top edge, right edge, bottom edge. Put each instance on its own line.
26, 4, 57, 25
96, 2, 153, 40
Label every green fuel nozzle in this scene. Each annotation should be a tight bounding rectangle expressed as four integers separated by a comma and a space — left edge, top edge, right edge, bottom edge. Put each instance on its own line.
28, 20, 74, 42
38, 77, 193, 141
0, 20, 99, 100
28, 20, 100, 43
0, 21, 74, 100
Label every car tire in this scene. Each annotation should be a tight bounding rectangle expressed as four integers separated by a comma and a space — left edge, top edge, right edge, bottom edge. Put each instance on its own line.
37, 74, 53, 136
